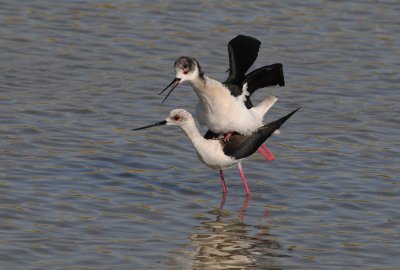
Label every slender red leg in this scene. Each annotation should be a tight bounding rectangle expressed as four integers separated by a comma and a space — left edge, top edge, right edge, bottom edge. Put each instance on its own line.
219, 192, 227, 209
223, 131, 234, 142
237, 163, 251, 195
261, 144, 275, 160
258, 144, 274, 162
219, 170, 227, 194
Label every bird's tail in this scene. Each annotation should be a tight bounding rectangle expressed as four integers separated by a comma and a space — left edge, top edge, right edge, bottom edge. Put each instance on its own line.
251, 96, 278, 118
262, 107, 301, 134
222, 107, 300, 160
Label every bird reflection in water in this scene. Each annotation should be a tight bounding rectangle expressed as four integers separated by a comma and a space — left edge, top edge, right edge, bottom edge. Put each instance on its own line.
219, 193, 250, 222
186, 195, 288, 269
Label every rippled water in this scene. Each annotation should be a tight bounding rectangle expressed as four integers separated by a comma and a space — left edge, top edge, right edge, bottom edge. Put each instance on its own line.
1, 1, 399, 269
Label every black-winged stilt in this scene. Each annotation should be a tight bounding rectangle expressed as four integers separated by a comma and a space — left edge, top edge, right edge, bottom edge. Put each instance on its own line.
159, 35, 284, 163
133, 107, 300, 195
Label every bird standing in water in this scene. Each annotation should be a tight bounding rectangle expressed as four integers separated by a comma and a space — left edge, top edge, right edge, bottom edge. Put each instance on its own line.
133, 107, 299, 195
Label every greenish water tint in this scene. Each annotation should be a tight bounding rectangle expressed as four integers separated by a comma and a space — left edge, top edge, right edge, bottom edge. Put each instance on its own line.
1, 1, 399, 269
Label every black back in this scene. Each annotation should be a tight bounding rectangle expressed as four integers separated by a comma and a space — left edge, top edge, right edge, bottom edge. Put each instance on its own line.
222, 107, 300, 160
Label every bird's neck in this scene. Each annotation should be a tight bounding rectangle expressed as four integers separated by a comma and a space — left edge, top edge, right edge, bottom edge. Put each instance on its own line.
179, 121, 207, 150
188, 75, 207, 94
189, 76, 226, 103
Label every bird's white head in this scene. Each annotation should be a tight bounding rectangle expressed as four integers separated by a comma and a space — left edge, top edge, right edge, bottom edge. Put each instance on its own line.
174, 56, 203, 83
166, 109, 194, 126
132, 108, 194, 131
159, 56, 204, 104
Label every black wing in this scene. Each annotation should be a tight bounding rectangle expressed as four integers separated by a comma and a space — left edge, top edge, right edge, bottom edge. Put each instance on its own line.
225, 35, 261, 84
223, 107, 300, 159
243, 63, 285, 96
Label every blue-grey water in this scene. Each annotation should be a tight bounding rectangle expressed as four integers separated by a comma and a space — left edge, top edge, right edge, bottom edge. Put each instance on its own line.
1, 1, 399, 269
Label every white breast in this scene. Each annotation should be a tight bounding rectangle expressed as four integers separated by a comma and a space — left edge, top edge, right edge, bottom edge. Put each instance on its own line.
193, 139, 239, 170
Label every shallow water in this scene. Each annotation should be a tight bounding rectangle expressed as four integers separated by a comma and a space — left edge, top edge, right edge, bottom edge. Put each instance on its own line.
1, 1, 399, 269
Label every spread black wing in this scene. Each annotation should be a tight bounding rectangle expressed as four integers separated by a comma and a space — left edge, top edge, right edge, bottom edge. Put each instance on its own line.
243, 63, 285, 95
225, 35, 261, 85
223, 35, 285, 100
223, 107, 300, 159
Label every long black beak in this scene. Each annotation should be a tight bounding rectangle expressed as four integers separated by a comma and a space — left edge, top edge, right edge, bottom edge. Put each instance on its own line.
158, 77, 181, 104
132, 120, 167, 131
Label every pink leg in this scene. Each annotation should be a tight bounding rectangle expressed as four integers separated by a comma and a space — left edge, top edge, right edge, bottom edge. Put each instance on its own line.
237, 163, 251, 195
219, 170, 227, 194
258, 144, 274, 162
219, 192, 227, 209
223, 131, 234, 142
261, 144, 274, 160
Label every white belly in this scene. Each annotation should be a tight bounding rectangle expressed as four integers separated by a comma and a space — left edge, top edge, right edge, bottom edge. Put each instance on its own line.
196, 100, 263, 135
191, 77, 264, 135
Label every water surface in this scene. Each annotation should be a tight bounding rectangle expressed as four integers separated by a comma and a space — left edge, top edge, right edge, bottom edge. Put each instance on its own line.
1, 1, 399, 269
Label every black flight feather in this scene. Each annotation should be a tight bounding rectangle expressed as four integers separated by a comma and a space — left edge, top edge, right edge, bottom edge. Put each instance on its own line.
243, 63, 285, 95
223, 35, 285, 102
225, 35, 261, 84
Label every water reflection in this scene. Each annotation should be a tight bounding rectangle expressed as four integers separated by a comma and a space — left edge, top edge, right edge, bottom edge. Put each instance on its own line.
219, 193, 249, 222
1, 0, 399, 268
187, 196, 288, 269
